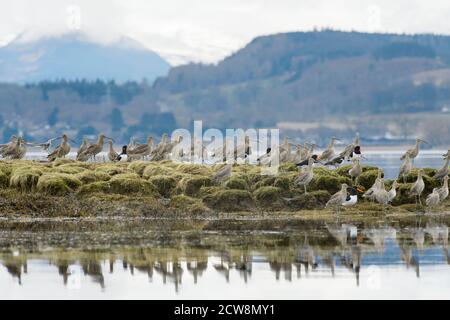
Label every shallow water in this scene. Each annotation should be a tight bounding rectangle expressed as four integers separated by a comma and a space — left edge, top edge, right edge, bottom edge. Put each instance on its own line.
0, 219, 448, 299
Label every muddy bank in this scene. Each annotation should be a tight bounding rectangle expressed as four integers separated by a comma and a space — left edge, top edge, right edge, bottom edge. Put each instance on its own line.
0, 159, 448, 219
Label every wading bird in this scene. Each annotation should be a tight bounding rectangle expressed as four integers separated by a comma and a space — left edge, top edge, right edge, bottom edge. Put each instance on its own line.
398, 153, 412, 183
213, 163, 232, 183
339, 132, 361, 161
349, 158, 362, 184
295, 157, 314, 194
410, 169, 425, 206
374, 179, 390, 210
3, 137, 26, 160
437, 176, 449, 202
426, 188, 441, 212
128, 136, 153, 159
47, 134, 74, 161
319, 137, 340, 162
433, 154, 450, 181
115, 146, 129, 162
342, 187, 362, 207
326, 183, 349, 213
28, 137, 61, 152
0, 136, 18, 158
400, 138, 428, 162
388, 181, 399, 203
363, 169, 383, 201
77, 138, 89, 160
297, 154, 320, 167
78, 134, 113, 161
108, 140, 118, 162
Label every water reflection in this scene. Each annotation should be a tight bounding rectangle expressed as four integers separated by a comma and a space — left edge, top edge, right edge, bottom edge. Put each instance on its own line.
0, 219, 448, 298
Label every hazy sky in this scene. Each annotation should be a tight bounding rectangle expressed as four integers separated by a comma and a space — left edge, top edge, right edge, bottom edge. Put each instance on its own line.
2, 0, 450, 65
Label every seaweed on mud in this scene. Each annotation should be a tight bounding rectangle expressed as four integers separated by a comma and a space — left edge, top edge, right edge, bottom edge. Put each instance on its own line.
170, 195, 212, 215
36, 173, 82, 195
148, 175, 177, 197
203, 189, 255, 212
179, 176, 212, 197
225, 176, 249, 190
253, 186, 283, 207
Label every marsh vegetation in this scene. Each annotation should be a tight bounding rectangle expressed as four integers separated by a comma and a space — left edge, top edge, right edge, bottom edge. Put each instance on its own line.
0, 159, 448, 219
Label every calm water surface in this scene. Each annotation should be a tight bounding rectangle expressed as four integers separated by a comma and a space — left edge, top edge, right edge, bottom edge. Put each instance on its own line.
0, 219, 448, 299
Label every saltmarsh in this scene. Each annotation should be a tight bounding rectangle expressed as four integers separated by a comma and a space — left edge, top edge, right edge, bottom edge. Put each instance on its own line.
0, 159, 448, 218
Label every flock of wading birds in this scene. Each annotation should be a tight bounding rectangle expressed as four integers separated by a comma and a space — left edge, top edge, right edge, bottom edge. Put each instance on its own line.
0, 133, 449, 212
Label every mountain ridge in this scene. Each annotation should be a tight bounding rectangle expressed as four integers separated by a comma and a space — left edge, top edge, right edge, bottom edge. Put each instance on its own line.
0, 33, 171, 83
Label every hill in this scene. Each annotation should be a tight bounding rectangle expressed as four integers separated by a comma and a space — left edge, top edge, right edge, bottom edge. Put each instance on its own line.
1, 30, 450, 145
152, 30, 450, 128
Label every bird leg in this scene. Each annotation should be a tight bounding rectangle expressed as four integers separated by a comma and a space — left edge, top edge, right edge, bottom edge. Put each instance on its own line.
304, 185, 307, 194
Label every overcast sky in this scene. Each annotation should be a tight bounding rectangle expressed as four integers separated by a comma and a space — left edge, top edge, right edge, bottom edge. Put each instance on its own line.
2, 0, 450, 65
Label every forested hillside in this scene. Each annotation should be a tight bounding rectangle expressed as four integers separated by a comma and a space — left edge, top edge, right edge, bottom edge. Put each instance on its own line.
1, 30, 450, 145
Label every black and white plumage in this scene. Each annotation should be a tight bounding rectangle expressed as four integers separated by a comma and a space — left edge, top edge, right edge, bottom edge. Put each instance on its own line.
115, 146, 129, 162
325, 155, 344, 167
342, 187, 358, 207
297, 154, 320, 167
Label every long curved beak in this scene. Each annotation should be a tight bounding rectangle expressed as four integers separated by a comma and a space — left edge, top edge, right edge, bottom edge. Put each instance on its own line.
419, 139, 429, 144
69, 139, 77, 144
105, 136, 115, 142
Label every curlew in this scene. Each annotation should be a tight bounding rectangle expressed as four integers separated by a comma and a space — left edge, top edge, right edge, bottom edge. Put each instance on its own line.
410, 169, 425, 206
128, 136, 153, 159
28, 137, 61, 152
3, 137, 26, 160
437, 176, 449, 202
363, 169, 383, 201
152, 135, 183, 161
77, 138, 89, 160
319, 137, 340, 162
433, 154, 450, 181
374, 179, 391, 210
150, 134, 170, 160
426, 188, 441, 212
295, 157, 314, 194
47, 134, 73, 162
108, 140, 118, 162
291, 144, 303, 163
0, 136, 18, 158
400, 138, 428, 162
213, 164, 232, 183
348, 158, 362, 184
387, 180, 399, 203
78, 134, 113, 161
326, 183, 349, 214
398, 152, 413, 183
